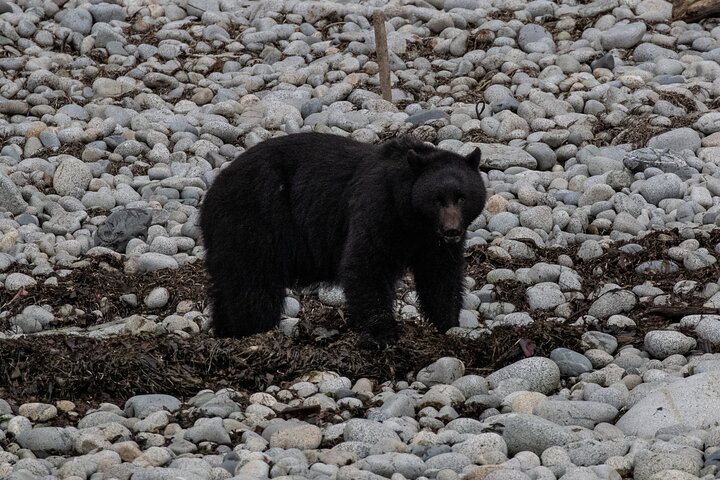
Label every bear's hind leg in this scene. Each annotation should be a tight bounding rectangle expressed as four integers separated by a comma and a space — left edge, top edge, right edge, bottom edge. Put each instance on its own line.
208, 269, 286, 338
206, 278, 231, 336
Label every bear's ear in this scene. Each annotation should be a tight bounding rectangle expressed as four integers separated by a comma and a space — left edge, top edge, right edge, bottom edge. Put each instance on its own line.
407, 149, 429, 172
465, 147, 482, 171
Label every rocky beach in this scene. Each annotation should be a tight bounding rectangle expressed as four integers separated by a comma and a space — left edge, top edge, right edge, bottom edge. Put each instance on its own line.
3, 0, 720, 478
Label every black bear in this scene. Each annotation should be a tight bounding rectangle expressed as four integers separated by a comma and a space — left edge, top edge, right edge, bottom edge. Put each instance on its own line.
199, 132, 486, 348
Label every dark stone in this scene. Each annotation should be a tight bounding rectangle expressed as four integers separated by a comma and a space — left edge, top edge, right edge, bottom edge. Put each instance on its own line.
591, 53, 615, 70
94, 208, 152, 252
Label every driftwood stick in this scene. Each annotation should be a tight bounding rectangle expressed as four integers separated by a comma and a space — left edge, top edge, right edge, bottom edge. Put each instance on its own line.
278, 404, 321, 419
372, 10, 392, 102
672, 0, 720, 22
643, 306, 720, 319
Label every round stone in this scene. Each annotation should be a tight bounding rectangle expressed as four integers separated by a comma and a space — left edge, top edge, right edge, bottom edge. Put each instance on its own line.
643, 330, 696, 359
144, 287, 171, 309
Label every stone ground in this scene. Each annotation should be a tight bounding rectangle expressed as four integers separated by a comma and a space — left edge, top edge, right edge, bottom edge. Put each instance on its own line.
3, 0, 720, 479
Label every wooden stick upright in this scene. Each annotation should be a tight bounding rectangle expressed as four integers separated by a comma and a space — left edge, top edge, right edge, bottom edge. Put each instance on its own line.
672, 0, 720, 21
372, 10, 392, 102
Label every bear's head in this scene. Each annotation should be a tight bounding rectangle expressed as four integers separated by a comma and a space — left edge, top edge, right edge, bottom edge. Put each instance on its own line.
409, 147, 486, 244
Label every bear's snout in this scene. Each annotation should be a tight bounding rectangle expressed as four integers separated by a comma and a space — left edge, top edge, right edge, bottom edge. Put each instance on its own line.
439, 204, 463, 243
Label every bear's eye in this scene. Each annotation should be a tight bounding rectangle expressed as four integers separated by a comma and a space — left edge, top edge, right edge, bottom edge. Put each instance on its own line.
457, 196, 465, 205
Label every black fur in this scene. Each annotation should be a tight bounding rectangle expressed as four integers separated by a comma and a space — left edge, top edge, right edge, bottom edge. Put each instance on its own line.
199, 132, 487, 348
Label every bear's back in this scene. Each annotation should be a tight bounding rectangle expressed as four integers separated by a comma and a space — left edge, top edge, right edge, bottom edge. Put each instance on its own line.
241, 132, 377, 171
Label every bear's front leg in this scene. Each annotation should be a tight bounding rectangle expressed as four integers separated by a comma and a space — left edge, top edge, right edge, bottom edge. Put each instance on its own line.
412, 244, 465, 333
339, 239, 400, 350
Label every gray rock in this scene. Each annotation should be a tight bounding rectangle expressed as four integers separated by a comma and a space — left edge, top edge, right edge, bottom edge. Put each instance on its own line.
527, 283, 565, 310
578, 184, 615, 208
613, 212, 644, 236
21, 306, 54, 327
486, 413, 575, 456
344, 419, 401, 443
138, 253, 179, 272
563, 438, 631, 467
318, 286, 345, 306
129, 467, 204, 480
125, 394, 182, 418
686, 250, 717, 270
15, 427, 75, 453
0, 100, 29, 115
587, 289, 636, 318
301, 99, 323, 118
640, 173, 684, 205
418, 384, 465, 408
451, 433, 507, 462
427, 13, 454, 33
636, 260, 680, 274
424, 452, 471, 472
264, 419, 322, 449
200, 122, 242, 144
696, 317, 720, 345
695, 111, 720, 135
581, 331, 618, 354
88, 3, 126, 22
445, 0, 483, 8
356, 453, 425, 479
149, 236, 177, 256
58, 8, 93, 35
488, 212, 520, 235
0, 172, 28, 215
82, 191, 116, 210
12, 314, 43, 333
606, 170, 634, 191
452, 375, 489, 398
407, 109, 450, 126
185, 417, 231, 444
577, 240, 603, 260
38, 130, 61, 149
517, 24, 554, 53
643, 330, 696, 359
144, 287, 170, 309
57, 104, 89, 121
417, 357, 465, 386
591, 53, 615, 70
0, 253, 14, 271
94, 24, 126, 48
600, 22, 646, 49
647, 128, 701, 153
519, 206, 553, 232
633, 449, 703, 480
44, 211, 87, 235
459, 143, 537, 170
95, 208, 152, 252
195, 394, 241, 418
6, 273, 36, 291
445, 418, 486, 435
486, 357, 561, 394
283, 297, 300, 317
623, 148, 695, 179
616, 371, 720, 438
634, 43, 679, 62
370, 394, 415, 421
53, 155, 92, 197
482, 471, 532, 480
550, 348, 593, 376
526, 143, 557, 171
534, 400, 619, 429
